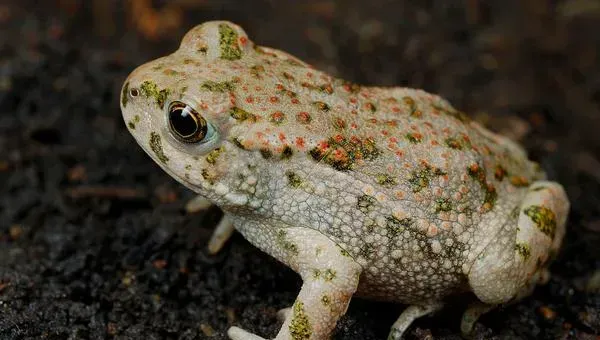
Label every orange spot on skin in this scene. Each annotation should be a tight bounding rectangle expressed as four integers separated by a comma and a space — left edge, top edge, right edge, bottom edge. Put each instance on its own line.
200, 103, 208, 110
270, 111, 285, 124
369, 118, 377, 123
392, 107, 400, 113
334, 118, 347, 129
350, 123, 358, 129
381, 130, 389, 136
255, 86, 262, 91
333, 134, 345, 143
239, 36, 248, 45
246, 96, 254, 103
295, 137, 305, 149
427, 224, 439, 237
395, 151, 404, 158
279, 133, 287, 142
269, 96, 279, 103
395, 191, 405, 199
350, 98, 357, 104
431, 140, 439, 146
291, 98, 299, 104
297, 111, 311, 123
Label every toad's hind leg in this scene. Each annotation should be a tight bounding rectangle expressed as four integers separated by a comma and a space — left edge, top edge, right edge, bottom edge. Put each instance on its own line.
466, 181, 569, 328
387, 303, 443, 340
185, 195, 235, 254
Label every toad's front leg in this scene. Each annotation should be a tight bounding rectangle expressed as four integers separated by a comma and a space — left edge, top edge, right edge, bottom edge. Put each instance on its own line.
228, 227, 362, 340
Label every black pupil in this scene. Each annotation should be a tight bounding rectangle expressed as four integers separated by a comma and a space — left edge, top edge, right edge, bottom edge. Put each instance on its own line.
169, 106, 197, 138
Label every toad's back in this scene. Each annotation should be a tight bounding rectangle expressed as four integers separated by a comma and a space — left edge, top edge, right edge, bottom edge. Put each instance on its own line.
178, 38, 544, 302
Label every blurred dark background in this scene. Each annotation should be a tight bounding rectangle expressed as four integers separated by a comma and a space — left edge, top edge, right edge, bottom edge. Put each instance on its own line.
1, 1, 599, 339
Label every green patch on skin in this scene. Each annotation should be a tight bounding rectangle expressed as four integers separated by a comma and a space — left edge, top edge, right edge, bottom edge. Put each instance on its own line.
386, 216, 414, 236
229, 107, 254, 121
515, 243, 531, 260
276, 230, 299, 255
140, 81, 170, 109
312, 101, 330, 112
281, 145, 294, 159
206, 147, 223, 164
289, 301, 312, 340
321, 295, 330, 306
277, 87, 298, 98
432, 104, 470, 122
435, 198, 452, 212
405, 133, 422, 144
185, 164, 192, 170
231, 137, 245, 149
198, 46, 208, 54
286, 171, 303, 188
357, 194, 377, 213
312, 269, 321, 279
467, 164, 498, 210
323, 269, 336, 281
319, 84, 334, 95
218, 23, 242, 60
365, 102, 376, 113
201, 80, 235, 92
445, 136, 471, 150
402, 96, 422, 117
128, 121, 135, 130
201, 168, 214, 184
407, 164, 446, 193
259, 148, 273, 159
149, 132, 169, 164
308, 136, 380, 171
250, 65, 265, 78
376, 173, 397, 187
524, 205, 557, 239
121, 82, 129, 107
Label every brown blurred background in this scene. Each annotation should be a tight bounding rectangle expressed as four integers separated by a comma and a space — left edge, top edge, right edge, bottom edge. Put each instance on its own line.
1, 1, 599, 339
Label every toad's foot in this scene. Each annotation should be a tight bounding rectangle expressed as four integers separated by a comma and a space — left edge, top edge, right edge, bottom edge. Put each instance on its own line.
206, 215, 235, 254
185, 195, 213, 212
277, 307, 292, 321
228, 327, 267, 340
387, 303, 443, 340
185, 195, 235, 254
228, 227, 362, 340
460, 301, 495, 337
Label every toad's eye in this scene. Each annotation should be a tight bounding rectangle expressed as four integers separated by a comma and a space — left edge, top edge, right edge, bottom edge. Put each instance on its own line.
168, 101, 208, 143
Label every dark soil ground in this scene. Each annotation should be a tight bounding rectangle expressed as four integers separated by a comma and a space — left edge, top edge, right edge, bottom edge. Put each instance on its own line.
1, 1, 599, 339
